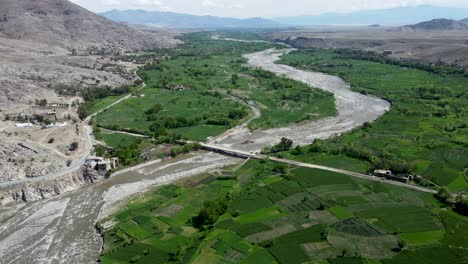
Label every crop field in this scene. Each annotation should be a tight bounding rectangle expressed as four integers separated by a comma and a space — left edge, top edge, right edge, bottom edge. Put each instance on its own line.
91, 32, 335, 141
99, 159, 468, 263
279, 49, 468, 190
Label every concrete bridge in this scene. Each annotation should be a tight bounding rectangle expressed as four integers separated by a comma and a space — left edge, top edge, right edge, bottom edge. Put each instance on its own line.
200, 143, 438, 194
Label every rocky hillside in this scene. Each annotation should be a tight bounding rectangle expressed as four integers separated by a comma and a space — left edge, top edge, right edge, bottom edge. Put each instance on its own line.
402, 18, 468, 31
0, 0, 179, 188
0, 0, 176, 51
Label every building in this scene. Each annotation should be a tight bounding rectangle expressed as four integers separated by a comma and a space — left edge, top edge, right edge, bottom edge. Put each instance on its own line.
373, 169, 394, 178
372, 169, 409, 183
170, 84, 187, 91
47, 102, 69, 108
85, 157, 119, 175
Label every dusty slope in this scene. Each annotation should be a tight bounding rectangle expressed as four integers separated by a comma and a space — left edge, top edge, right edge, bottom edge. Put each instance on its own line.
0, 0, 175, 51
268, 28, 468, 67
0, 0, 179, 184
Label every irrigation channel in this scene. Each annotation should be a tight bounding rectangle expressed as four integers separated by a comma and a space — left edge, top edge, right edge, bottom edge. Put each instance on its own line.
0, 44, 392, 263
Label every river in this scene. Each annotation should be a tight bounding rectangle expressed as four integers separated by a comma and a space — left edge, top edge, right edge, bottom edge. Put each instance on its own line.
0, 47, 389, 264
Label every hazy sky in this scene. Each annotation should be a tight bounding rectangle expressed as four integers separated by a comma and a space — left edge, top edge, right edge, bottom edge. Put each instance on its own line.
70, 0, 468, 18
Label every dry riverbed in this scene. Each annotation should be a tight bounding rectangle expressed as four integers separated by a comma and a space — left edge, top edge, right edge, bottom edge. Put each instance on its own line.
216, 48, 390, 152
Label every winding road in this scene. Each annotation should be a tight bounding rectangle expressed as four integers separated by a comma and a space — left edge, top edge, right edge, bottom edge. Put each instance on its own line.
0, 83, 146, 189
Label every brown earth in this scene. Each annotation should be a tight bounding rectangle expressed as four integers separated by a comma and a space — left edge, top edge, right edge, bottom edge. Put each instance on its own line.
266, 27, 468, 67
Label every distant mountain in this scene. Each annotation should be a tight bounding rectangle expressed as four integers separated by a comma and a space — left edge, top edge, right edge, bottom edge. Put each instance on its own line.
402, 18, 468, 31
99, 10, 281, 29
461, 18, 468, 23
0, 0, 174, 50
274, 5, 468, 26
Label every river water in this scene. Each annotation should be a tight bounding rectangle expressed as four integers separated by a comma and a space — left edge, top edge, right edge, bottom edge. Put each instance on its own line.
0, 48, 390, 264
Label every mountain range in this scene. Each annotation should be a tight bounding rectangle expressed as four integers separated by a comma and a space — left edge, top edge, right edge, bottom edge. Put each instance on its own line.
99, 10, 281, 29
274, 5, 468, 26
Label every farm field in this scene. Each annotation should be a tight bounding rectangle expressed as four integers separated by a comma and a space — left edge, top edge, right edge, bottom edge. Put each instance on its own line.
94, 130, 172, 167
278, 49, 468, 190
99, 159, 468, 263
91, 32, 335, 141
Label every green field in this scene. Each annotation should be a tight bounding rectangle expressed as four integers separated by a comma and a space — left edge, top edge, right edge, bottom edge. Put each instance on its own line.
94, 130, 170, 167
279, 49, 468, 190
91, 32, 335, 141
99, 159, 468, 263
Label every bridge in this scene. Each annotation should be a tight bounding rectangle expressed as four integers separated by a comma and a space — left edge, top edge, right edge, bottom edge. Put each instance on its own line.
200, 143, 438, 194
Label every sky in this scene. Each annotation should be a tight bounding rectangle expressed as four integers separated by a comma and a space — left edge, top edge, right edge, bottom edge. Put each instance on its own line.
69, 0, 468, 18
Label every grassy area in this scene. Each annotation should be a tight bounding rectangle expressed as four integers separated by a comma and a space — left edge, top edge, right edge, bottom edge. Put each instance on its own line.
91, 32, 335, 141
99, 159, 468, 263
94, 130, 170, 167
278, 49, 468, 190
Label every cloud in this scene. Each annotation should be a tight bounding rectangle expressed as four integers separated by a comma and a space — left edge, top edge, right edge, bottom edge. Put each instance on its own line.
202, 0, 219, 7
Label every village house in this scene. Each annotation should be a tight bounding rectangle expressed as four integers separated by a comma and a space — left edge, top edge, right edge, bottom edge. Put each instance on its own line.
372, 169, 409, 183
85, 157, 120, 175
170, 84, 188, 91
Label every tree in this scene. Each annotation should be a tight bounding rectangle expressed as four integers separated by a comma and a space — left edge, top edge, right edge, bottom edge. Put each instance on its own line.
230, 74, 239, 85
454, 195, 468, 216
145, 103, 163, 115
261, 137, 294, 154
69, 142, 79, 151
191, 196, 229, 230
436, 187, 451, 204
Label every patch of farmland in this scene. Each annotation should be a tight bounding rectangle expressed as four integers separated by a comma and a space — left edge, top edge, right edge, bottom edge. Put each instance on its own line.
332, 218, 387, 237
265, 211, 314, 229
327, 230, 401, 259
440, 211, 468, 248
268, 179, 304, 197
382, 246, 468, 264
262, 224, 327, 264
275, 192, 330, 212
307, 184, 361, 195
330, 257, 367, 264
329, 206, 353, 220
216, 219, 272, 238
245, 224, 297, 243
356, 206, 441, 233
399, 230, 445, 246
157, 204, 184, 218
229, 190, 274, 214
309, 210, 340, 225
235, 207, 283, 224
292, 168, 354, 188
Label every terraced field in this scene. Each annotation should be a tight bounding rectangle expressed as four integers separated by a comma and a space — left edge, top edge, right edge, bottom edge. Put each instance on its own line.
99, 159, 468, 263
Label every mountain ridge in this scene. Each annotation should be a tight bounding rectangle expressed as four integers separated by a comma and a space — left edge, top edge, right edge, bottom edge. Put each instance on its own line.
99, 9, 282, 29
402, 18, 468, 31
274, 5, 468, 26
0, 0, 175, 51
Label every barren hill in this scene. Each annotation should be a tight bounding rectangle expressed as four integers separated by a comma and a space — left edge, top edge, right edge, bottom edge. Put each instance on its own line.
0, 0, 179, 186
403, 18, 468, 31
0, 0, 175, 51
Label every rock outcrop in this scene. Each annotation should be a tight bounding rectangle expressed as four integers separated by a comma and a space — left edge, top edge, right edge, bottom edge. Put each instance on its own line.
0, 169, 106, 205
